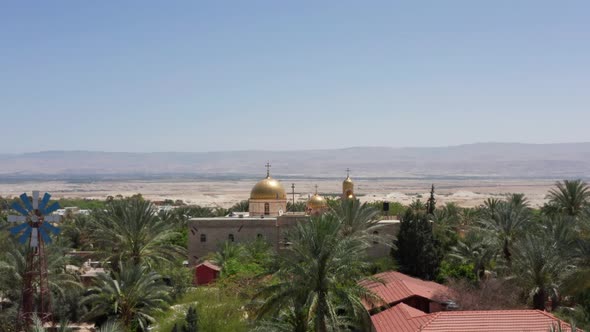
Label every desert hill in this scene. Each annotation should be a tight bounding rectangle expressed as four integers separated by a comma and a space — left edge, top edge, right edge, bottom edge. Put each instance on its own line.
0, 143, 588, 180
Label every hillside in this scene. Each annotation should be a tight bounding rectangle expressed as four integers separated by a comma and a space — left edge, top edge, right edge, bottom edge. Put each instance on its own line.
0, 143, 589, 180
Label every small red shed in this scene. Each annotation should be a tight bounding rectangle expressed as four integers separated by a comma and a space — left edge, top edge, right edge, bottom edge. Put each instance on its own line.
194, 261, 221, 285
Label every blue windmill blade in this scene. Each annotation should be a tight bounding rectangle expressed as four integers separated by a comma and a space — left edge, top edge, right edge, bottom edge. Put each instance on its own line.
9, 222, 30, 235
11, 202, 30, 216
20, 193, 34, 212
41, 222, 61, 235
39, 228, 52, 244
38, 193, 51, 211
43, 202, 60, 215
18, 227, 32, 244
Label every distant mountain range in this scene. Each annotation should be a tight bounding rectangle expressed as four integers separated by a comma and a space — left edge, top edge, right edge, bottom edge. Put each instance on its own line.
0, 143, 589, 180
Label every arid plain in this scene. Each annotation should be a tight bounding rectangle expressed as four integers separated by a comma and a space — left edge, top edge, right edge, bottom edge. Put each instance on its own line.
0, 178, 559, 208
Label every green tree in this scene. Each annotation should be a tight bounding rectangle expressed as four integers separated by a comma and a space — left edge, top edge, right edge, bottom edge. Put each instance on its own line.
182, 306, 198, 332
90, 199, 186, 268
448, 231, 497, 281
512, 234, 574, 310
547, 180, 590, 217
61, 214, 94, 250
477, 198, 531, 267
426, 184, 436, 215
209, 241, 245, 277
97, 319, 123, 332
328, 198, 384, 243
82, 264, 170, 331
254, 215, 379, 332
229, 200, 249, 212
0, 243, 81, 321
394, 207, 443, 280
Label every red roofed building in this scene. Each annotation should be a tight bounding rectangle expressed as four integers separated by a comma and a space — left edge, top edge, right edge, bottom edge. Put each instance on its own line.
371, 303, 580, 332
361, 271, 452, 314
194, 261, 221, 285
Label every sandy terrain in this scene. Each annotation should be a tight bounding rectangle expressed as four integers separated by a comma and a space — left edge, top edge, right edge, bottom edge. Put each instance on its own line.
0, 178, 558, 208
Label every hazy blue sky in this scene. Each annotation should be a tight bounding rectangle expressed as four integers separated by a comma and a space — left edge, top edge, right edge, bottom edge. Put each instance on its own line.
1, 1, 589, 153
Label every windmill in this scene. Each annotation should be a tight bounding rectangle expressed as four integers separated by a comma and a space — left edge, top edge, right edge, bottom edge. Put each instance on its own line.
7, 191, 61, 327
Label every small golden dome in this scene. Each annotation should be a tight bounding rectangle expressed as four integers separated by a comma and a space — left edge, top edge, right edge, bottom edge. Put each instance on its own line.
343, 176, 354, 191
250, 176, 287, 200
307, 193, 328, 209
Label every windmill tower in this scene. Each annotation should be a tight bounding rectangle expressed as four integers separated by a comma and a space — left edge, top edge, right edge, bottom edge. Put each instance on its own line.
7, 191, 61, 328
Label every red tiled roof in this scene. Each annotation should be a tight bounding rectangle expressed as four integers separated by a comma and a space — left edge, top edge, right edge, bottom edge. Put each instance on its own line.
360, 271, 451, 309
420, 310, 579, 332
371, 303, 432, 332
372, 304, 580, 332
196, 260, 221, 271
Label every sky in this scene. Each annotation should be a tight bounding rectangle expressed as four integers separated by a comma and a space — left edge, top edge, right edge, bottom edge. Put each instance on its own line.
0, 1, 589, 153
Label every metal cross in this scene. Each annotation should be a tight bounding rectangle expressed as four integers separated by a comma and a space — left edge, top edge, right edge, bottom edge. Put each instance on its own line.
346, 168, 351, 177
265, 162, 271, 177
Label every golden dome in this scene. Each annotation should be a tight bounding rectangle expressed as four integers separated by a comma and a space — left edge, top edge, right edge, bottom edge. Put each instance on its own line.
307, 193, 328, 209
343, 176, 354, 190
250, 176, 287, 200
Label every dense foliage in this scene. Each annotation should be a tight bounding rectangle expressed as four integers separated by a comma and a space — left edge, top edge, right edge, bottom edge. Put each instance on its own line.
394, 206, 443, 280
1, 179, 590, 331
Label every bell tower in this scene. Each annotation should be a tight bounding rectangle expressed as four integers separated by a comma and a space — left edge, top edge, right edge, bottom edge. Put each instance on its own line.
342, 168, 354, 199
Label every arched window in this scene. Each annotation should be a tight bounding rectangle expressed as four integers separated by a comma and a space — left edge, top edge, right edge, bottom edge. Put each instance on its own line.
228, 234, 235, 242
200, 234, 207, 243
257, 233, 264, 239
372, 231, 379, 245
264, 203, 270, 215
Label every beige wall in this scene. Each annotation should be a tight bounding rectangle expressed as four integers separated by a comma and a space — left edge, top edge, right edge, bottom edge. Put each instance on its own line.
188, 215, 400, 266
249, 199, 287, 217
366, 221, 400, 258
187, 214, 306, 266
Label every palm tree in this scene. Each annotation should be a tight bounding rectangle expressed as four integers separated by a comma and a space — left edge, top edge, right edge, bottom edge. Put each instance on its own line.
477, 199, 531, 267
229, 200, 249, 213
480, 198, 502, 220
562, 237, 590, 296
460, 207, 479, 226
328, 198, 384, 243
449, 231, 497, 280
547, 180, 590, 217
209, 241, 245, 276
512, 234, 574, 310
254, 215, 379, 332
90, 199, 186, 268
97, 320, 123, 332
508, 193, 529, 209
539, 215, 578, 258
0, 243, 81, 312
61, 214, 93, 250
82, 264, 170, 331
